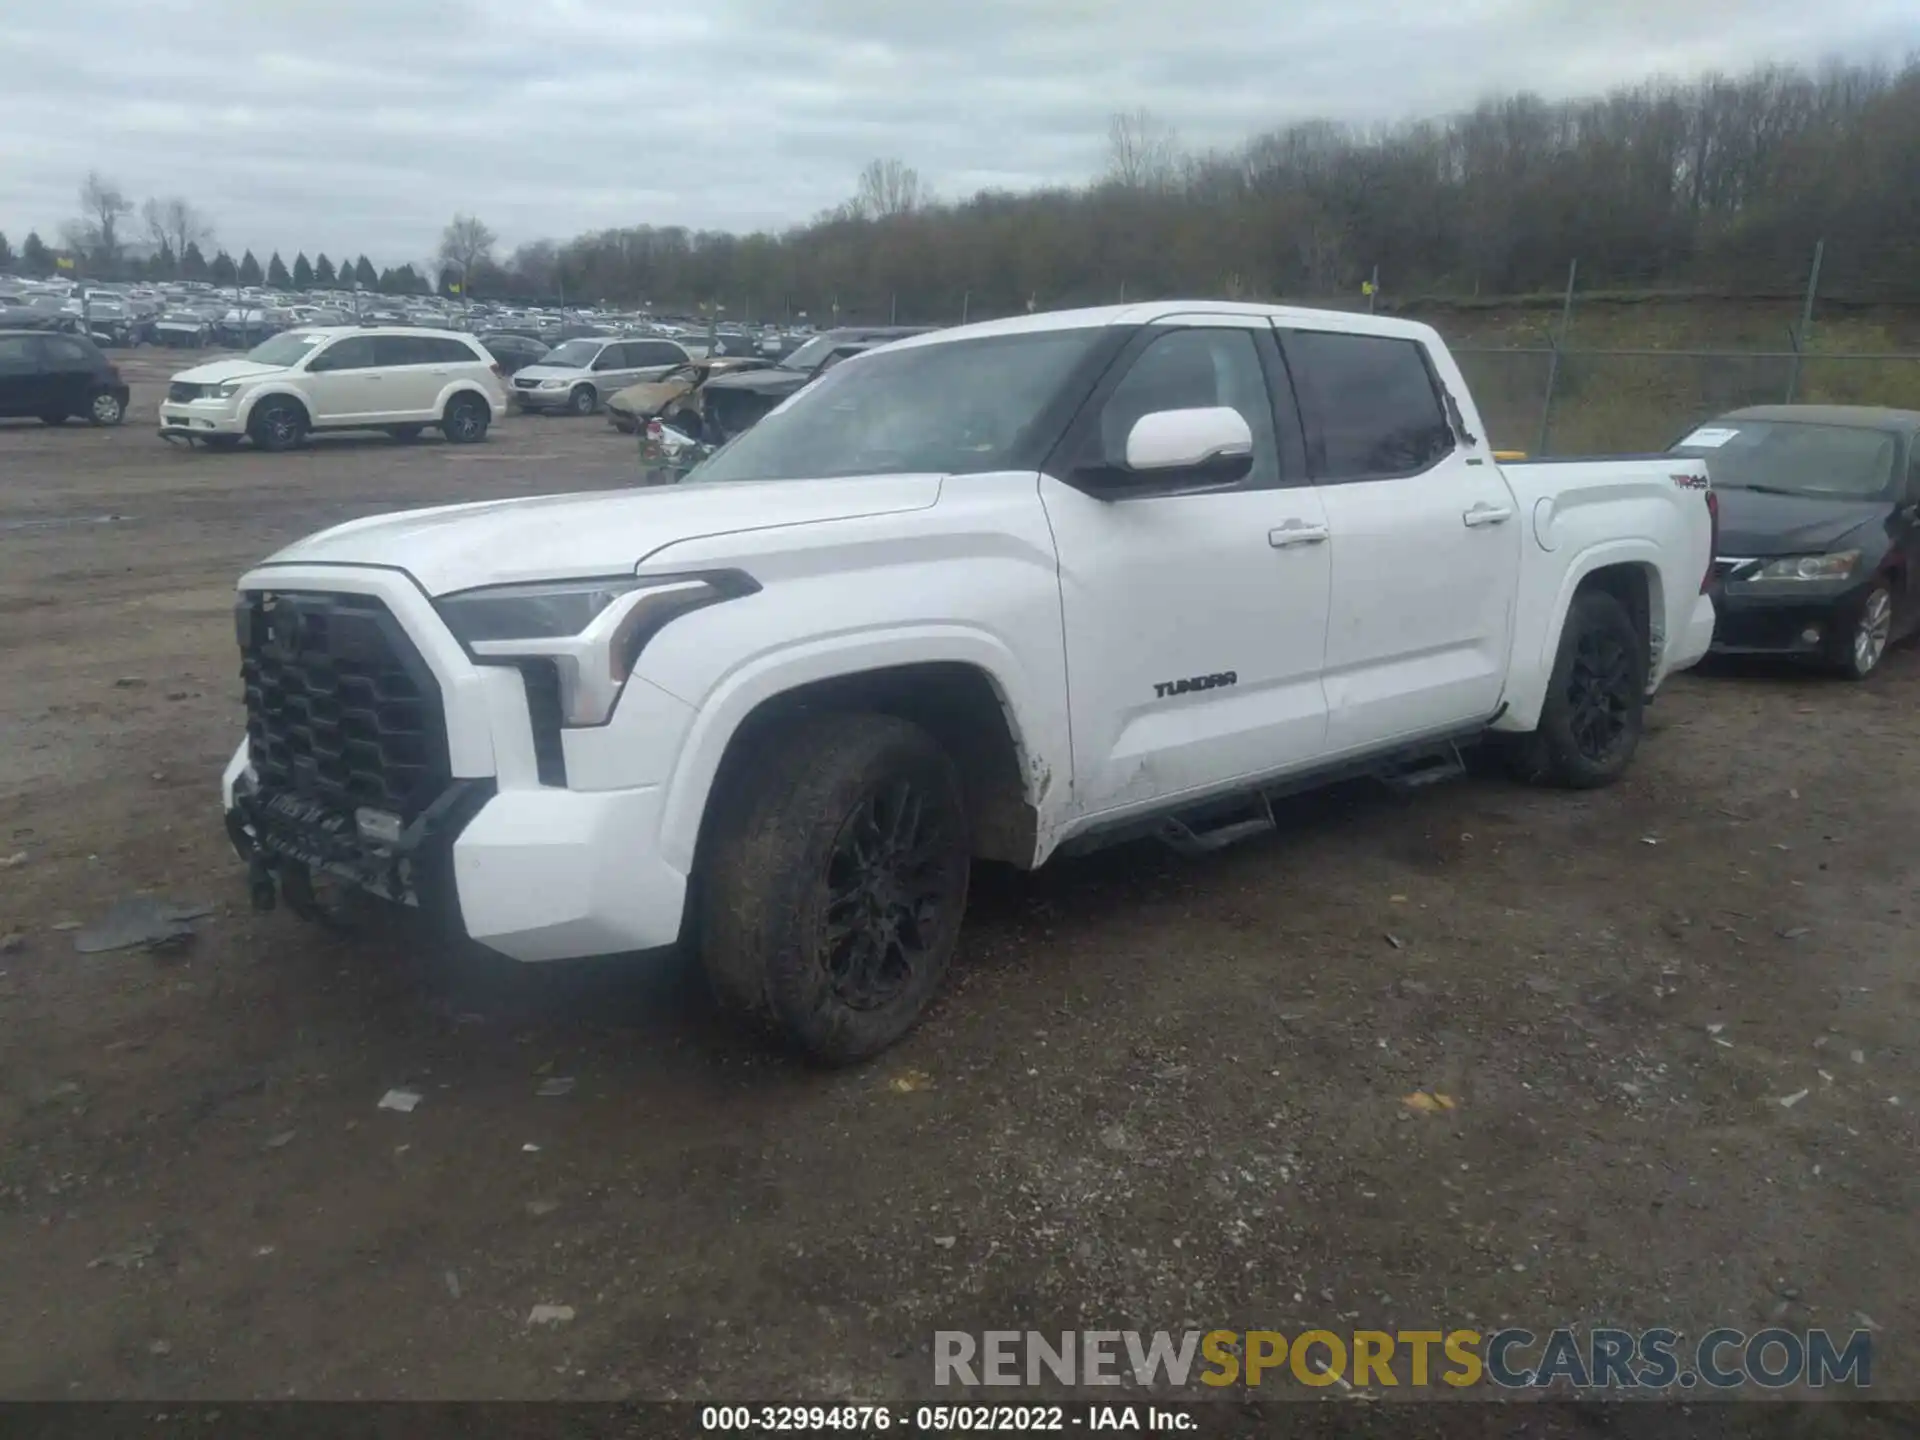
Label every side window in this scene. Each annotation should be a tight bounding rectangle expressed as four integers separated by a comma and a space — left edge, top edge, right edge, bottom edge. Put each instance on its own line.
38, 336, 94, 366
431, 337, 482, 365
1283, 330, 1455, 481
1084, 327, 1280, 489
311, 337, 380, 372
592, 345, 624, 370
631, 341, 684, 367
0, 335, 37, 374
373, 335, 430, 367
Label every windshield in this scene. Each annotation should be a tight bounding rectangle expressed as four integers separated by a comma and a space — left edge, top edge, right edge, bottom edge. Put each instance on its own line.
1672, 420, 1900, 498
245, 332, 326, 367
688, 328, 1105, 484
541, 339, 603, 368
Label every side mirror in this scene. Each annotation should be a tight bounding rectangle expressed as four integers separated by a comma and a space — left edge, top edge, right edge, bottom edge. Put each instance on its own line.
1079, 407, 1254, 496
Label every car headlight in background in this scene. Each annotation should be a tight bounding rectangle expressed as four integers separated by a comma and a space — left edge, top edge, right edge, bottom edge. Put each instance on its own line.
538, 378, 568, 389
436, 571, 758, 726
1749, 551, 1860, 583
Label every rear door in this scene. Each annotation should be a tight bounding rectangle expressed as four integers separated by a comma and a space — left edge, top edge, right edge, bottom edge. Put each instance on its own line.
0, 334, 46, 417
1279, 325, 1521, 757
627, 339, 689, 382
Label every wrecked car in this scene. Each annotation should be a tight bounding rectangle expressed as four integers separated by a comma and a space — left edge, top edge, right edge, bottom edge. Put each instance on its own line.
604, 355, 773, 436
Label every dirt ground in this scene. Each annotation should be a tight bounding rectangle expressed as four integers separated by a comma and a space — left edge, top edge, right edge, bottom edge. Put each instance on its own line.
1, 354, 1916, 1409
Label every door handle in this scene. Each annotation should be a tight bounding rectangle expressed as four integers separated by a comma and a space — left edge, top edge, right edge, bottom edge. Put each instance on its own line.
1269, 521, 1330, 548
1463, 503, 1513, 527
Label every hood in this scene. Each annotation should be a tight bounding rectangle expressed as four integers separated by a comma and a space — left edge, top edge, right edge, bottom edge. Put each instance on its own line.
702, 366, 809, 396
509, 362, 590, 383
170, 357, 290, 385
1713, 487, 1889, 557
607, 377, 688, 416
254, 474, 943, 595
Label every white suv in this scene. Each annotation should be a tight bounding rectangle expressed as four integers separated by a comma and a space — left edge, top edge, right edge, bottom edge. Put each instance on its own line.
158, 326, 508, 452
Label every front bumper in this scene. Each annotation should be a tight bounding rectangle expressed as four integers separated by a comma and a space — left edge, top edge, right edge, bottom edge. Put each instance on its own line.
158, 399, 246, 437
1706, 579, 1865, 656
511, 384, 576, 410
221, 564, 695, 962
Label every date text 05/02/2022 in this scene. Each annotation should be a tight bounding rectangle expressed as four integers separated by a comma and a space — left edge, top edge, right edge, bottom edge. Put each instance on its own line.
699, 1404, 1190, 1431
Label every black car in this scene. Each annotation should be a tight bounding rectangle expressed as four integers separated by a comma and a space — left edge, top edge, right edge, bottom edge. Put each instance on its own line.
698, 325, 934, 440
1677, 404, 1920, 679
0, 328, 130, 427
478, 332, 551, 375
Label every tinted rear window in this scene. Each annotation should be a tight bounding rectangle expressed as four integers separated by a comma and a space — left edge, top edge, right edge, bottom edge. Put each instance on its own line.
1285, 331, 1454, 480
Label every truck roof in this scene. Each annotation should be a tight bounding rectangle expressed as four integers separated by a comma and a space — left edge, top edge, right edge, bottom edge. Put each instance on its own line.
881, 300, 1444, 353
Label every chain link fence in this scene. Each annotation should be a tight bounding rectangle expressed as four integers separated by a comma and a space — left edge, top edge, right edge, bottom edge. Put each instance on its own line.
1452, 348, 1920, 455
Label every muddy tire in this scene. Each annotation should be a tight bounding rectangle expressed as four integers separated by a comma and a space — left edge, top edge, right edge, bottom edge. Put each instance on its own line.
697, 712, 971, 1066
568, 384, 597, 416
1505, 589, 1648, 789
249, 397, 308, 453
89, 390, 126, 426
440, 393, 490, 444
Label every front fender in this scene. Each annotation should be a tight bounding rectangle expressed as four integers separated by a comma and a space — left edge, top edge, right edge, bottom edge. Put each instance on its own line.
235, 383, 308, 427
652, 627, 1065, 874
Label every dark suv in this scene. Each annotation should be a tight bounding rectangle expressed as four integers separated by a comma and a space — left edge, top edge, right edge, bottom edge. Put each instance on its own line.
0, 329, 129, 426
698, 325, 934, 440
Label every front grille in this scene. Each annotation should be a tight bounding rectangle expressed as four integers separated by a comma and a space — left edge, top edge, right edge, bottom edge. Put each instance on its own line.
168, 381, 204, 403
238, 591, 451, 822
514, 376, 538, 389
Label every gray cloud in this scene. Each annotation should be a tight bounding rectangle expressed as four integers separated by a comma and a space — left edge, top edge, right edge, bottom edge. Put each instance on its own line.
1, 0, 1913, 264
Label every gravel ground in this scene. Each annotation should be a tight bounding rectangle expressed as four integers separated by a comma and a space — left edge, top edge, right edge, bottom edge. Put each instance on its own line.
1, 356, 1916, 1411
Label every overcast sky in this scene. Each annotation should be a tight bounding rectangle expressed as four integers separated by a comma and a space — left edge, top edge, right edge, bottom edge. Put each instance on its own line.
2, 0, 1914, 267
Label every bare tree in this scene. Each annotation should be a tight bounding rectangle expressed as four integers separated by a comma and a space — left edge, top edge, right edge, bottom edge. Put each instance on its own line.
437, 214, 497, 291
1105, 108, 1182, 190
852, 159, 923, 219
73, 171, 135, 266
140, 197, 215, 273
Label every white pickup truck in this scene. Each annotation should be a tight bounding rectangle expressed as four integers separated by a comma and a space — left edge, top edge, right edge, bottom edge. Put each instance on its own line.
222, 301, 1719, 1062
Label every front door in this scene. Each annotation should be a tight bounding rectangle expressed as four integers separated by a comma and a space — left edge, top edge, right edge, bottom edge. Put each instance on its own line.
1278, 325, 1522, 757
1040, 317, 1333, 820
300, 335, 384, 423
0, 334, 48, 417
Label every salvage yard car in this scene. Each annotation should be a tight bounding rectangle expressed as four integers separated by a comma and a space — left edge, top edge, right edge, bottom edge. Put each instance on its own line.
159, 326, 507, 451
509, 335, 692, 415
1680, 405, 1919, 678
697, 325, 933, 439
0, 328, 129, 426
220, 301, 1719, 1064
604, 355, 772, 435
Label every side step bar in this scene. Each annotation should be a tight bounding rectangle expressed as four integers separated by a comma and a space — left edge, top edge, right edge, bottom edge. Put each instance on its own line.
1153, 741, 1469, 856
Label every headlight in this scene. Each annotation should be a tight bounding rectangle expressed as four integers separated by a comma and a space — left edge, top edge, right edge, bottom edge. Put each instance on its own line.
214, 381, 243, 399
436, 571, 757, 726
1749, 551, 1860, 583
539, 378, 567, 389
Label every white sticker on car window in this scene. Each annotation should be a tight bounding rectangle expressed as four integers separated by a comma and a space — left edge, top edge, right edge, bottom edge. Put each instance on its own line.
1680, 426, 1739, 448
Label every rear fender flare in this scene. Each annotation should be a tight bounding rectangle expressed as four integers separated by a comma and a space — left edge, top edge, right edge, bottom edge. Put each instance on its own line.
1495, 539, 1663, 733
